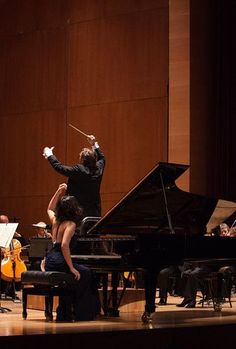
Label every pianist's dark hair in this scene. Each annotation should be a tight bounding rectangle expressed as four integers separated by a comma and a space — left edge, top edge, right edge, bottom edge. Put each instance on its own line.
55, 195, 83, 224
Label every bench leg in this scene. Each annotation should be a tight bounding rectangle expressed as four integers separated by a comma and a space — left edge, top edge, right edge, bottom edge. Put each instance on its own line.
45, 295, 53, 321
22, 289, 27, 319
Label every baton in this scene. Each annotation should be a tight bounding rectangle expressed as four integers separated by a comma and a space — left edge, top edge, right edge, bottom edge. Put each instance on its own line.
68, 123, 89, 138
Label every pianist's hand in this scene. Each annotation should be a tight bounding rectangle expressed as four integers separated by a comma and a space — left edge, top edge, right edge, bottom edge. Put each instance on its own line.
70, 267, 80, 280
58, 183, 67, 192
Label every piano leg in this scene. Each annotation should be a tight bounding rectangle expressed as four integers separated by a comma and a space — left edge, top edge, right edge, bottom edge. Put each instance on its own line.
109, 271, 120, 317
144, 270, 158, 313
141, 270, 158, 324
101, 273, 109, 316
100, 271, 119, 317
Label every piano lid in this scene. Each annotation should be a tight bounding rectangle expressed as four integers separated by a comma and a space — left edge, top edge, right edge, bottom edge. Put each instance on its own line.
87, 162, 220, 236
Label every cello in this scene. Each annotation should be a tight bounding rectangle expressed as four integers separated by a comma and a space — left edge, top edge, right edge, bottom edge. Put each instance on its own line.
1, 238, 27, 282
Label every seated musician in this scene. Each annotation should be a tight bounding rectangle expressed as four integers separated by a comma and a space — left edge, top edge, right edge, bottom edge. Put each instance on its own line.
219, 223, 231, 236
32, 221, 52, 238
28, 222, 52, 271
153, 260, 212, 309
176, 223, 236, 308
142, 223, 236, 322
0, 214, 27, 302
0, 214, 22, 238
175, 263, 212, 308
157, 265, 182, 305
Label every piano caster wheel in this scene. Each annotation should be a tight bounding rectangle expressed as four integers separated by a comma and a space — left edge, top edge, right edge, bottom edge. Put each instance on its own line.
141, 311, 152, 324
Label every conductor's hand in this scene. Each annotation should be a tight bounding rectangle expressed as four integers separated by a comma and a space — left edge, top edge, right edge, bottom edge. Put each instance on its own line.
87, 135, 96, 146
43, 146, 54, 159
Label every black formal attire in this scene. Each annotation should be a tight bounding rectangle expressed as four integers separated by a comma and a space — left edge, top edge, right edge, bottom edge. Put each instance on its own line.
47, 146, 105, 218
177, 261, 235, 307
178, 264, 212, 306
157, 265, 182, 302
144, 262, 193, 312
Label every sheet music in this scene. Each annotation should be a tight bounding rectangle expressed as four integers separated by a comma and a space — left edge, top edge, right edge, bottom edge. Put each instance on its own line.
0, 223, 19, 248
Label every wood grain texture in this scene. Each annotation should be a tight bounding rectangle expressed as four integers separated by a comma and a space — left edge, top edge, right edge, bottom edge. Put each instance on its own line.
0, 1, 169, 235
169, 0, 190, 191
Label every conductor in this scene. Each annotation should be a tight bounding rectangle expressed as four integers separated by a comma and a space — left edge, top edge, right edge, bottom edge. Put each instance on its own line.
43, 135, 105, 219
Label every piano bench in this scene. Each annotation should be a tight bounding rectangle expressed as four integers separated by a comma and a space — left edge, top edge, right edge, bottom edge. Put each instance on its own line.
21, 271, 76, 321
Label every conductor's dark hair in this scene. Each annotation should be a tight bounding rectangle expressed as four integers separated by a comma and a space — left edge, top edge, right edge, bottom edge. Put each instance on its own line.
55, 196, 83, 223
80, 148, 97, 171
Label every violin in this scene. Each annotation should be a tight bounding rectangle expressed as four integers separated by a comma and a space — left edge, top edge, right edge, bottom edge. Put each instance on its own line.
1, 239, 27, 282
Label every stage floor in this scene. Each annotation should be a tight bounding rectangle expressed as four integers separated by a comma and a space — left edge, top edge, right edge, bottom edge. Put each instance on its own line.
1, 293, 236, 336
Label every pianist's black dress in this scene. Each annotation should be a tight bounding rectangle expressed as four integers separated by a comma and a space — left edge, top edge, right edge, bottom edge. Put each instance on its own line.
45, 242, 100, 321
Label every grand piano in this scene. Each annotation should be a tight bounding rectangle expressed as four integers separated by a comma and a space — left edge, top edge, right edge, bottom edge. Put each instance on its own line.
72, 162, 236, 319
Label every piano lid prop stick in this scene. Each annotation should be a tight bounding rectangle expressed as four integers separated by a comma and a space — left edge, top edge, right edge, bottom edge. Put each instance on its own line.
68, 123, 89, 138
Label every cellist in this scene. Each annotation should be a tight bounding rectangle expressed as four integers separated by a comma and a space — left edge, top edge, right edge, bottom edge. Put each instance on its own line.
0, 214, 27, 302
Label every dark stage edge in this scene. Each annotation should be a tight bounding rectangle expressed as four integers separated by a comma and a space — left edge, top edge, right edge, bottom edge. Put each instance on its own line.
1, 322, 236, 349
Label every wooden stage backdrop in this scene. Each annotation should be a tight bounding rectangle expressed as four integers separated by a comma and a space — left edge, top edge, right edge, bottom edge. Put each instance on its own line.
0, 0, 169, 238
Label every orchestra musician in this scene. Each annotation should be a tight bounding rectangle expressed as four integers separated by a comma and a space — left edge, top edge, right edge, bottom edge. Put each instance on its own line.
0, 215, 22, 238
0, 214, 27, 302
156, 265, 182, 305
175, 223, 236, 308
44, 183, 101, 321
28, 222, 52, 271
43, 135, 105, 219
142, 222, 236, 322
32, 221, 52, 238
219, 222, 236, 237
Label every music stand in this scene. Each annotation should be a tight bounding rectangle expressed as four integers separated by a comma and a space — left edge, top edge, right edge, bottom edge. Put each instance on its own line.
0, 223, 19, 312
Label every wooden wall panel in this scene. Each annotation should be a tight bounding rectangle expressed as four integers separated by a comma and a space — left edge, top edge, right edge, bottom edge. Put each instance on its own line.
68, 7, 168, 106
0, 0, 68, 34
0, 0, 169, 235
1, 110, 67, 198
66, 0, 167, 24
0, 0, 35, 35
0, 29, 66, 115
190, 0, 217, 197
168, 0, 190, 191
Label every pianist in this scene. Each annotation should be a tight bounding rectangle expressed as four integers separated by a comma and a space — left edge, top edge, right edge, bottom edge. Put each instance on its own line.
44, 183, 101, 321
